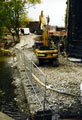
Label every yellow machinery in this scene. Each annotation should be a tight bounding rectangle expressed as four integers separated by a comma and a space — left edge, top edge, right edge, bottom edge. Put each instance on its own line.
34, 11, 59, 66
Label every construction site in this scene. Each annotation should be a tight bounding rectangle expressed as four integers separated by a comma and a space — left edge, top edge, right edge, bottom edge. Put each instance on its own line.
0, 0, 82, 120
11, 33, 81, 120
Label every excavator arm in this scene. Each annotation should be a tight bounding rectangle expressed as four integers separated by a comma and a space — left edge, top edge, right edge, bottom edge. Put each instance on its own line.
39, 11, 48, 46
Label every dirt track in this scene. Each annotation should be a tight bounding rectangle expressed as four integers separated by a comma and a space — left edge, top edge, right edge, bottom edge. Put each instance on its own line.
19, 34, 82, 95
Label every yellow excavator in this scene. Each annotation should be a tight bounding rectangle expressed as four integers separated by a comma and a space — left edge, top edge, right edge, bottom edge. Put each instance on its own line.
34, 11, 59, 66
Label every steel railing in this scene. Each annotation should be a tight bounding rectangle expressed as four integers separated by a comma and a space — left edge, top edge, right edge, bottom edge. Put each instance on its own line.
15, 48, 47, 111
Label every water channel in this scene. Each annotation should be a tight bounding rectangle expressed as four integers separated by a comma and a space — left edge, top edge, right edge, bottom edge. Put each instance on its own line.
0, 56, 81, 120
0, 56, 28, 120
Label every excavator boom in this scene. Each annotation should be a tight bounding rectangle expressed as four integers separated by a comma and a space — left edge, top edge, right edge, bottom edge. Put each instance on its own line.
39, 11, 48, 46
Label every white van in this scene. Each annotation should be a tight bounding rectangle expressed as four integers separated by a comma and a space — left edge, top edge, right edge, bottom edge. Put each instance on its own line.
22, 28, 30, 35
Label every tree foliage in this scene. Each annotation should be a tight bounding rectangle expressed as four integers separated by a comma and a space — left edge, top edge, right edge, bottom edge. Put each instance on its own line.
0, 0, 41, 43
0, 0, 4, 40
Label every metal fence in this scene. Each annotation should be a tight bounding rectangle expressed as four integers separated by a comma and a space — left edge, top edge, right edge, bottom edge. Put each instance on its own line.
15, 48, 47, 111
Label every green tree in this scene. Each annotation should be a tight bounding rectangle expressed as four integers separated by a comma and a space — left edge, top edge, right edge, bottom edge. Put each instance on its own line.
0, 0, 4, 41
0, 0, 41, 43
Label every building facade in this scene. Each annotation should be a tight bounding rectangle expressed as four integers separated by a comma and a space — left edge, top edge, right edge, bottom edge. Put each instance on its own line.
67, 0, 82, 58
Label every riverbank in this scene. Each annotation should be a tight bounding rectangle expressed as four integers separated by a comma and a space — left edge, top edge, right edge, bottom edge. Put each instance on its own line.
0, 112, 14, 120
0, 56, 28, 120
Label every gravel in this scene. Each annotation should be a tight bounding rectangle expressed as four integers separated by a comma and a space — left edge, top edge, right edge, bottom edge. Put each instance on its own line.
14, 34, 82, 118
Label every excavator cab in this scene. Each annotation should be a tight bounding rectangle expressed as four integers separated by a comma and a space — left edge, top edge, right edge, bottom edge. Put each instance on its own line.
34, 11, 59, 66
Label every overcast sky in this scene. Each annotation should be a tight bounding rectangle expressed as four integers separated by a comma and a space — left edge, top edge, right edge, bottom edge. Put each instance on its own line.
27, 0, 67, 27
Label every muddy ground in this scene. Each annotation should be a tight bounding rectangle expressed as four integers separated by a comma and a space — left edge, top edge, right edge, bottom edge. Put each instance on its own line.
12, 34, 82, 119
